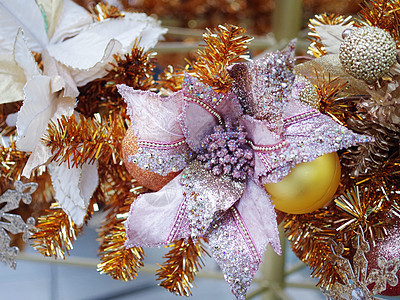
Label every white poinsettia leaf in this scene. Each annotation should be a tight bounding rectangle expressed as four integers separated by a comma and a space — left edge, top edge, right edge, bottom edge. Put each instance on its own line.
16, 75, 75, 152
315, 24, 354, 55
46, 14, 165, 71
0, 54, 25, 103
36, 0, 64, 39
68, 39, 122, 86
0, 0, 48, 54
48, 161, 99, 226
49, 0, 93, 44
22, 142, 53, 178
14, 29, 41, 81
41, 51, 79, 98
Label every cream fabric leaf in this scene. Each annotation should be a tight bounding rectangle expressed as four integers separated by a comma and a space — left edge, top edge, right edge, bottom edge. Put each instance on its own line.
46, 18, 147, 70
16, 75, 75, 152
36, 0, 64, 39
48, 161, 99, 226
22, 142, 53, 178
0, 54, 25, 103
13, 29, 41, 81
0, 0, 48, 54
68, 39, 122, 87
41, 51, 79, 98
315, 24, 353, 55
49, 0, 93, 44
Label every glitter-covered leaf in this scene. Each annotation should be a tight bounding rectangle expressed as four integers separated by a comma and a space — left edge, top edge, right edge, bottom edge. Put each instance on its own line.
156, 238, 209, 296
190, 24, 252, 93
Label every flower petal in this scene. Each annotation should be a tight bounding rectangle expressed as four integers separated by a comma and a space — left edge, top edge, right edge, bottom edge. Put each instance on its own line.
228, 40, 296, 123
36, 0, 64, 40
48, 161, 98, 226
16, 75, 75, 152
124, 176, 190, 248
0, 54, 25, 104
235, 179, 281, 255
180, 160, 246, 237
47, 13, 166, 85
49, 0, 93, 43
22, 142, 53, 178
118, 85, 189, 175
0, 0, 48, 54
13, 29, 41, 81
206, 208, 261, 299
314, 24, 353, 55
180, 74, 242, 151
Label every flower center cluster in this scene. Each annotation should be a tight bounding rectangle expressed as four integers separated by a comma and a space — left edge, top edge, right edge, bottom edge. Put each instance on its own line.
196, 119, 254, 181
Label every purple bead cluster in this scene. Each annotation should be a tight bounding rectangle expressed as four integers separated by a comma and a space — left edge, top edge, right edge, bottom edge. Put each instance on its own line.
197, 119, 254, 181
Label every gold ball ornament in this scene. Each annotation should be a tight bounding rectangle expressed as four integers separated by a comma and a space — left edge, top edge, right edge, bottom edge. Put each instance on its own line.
265, 152, 341, 214
122, 128, 179, 191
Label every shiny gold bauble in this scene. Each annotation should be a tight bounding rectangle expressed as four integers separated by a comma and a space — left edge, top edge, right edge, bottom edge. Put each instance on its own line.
122, 128, 179, 191
265, 152, 341, 214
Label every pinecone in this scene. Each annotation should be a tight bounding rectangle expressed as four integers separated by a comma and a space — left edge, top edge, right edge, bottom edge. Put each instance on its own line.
342, 116, 399, 176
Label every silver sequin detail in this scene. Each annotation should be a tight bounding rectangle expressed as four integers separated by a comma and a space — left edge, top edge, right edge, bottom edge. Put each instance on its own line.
129, 142, 191, 175
207, 208, 260, 300
180, 161, 245, 238
0, 181, 37, 269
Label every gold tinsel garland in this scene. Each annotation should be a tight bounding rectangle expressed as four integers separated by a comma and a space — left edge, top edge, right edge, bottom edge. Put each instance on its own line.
189, 24, 252, 93
156, 238, 209, 296
307, 13, 354, 58
31, 203, 81, 259
97, 164, 145, 281
44, 113, 127, 168
284, 0, 400, 290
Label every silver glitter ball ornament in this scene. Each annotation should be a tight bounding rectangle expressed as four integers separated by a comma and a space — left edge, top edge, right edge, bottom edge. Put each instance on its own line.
339, 26, 397, 84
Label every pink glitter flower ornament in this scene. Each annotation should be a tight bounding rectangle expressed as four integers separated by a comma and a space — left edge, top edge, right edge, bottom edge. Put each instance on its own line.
118, 40, 372, 299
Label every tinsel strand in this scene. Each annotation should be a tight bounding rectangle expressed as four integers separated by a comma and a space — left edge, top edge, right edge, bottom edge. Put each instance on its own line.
97, 163, 146, 281
307, 13, 354, 58
44, 113, 128, 168
156, 238, 209, 296
31, 203, 81, 259
190, 24, 252, 93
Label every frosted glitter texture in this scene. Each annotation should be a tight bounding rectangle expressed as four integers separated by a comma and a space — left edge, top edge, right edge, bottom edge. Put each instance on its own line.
119, 39, 373, 299
0, 181, 37, 269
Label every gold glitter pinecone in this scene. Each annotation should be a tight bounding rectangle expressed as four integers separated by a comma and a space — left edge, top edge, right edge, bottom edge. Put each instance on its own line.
339, 26, 397, 84
295, 75, 320, 109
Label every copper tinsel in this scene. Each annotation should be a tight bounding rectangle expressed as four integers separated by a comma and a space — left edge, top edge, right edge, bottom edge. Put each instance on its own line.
44, 113, 128, 168
156, 238, 209, 296
307, 13, 354, 58
31, 203, 81, 259
76, 42, 157, 117
90, 2, 125, 21
97, 163, 146, 281
190, 24, 252, 93
357, 0, 400, 48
